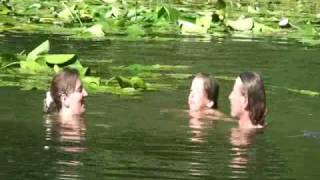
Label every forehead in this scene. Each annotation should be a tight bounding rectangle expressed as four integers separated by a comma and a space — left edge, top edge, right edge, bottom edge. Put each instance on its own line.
191, 77, 205, 88
234, 77, 243, 89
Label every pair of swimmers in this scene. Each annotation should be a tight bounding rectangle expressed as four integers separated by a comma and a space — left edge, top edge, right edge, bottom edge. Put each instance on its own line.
188, 72, 266, 129
44, 68, 266, 129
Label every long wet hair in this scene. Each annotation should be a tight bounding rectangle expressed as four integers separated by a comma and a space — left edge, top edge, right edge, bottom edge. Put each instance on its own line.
44, 68, 80, 113
195, 73, 220, 109
239, 72, 266, 126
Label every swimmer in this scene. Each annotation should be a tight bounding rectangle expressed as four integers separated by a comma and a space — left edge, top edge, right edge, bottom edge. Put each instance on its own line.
229, 72, 266, 129
44, 68, 88, 118
188, 73, 223, 119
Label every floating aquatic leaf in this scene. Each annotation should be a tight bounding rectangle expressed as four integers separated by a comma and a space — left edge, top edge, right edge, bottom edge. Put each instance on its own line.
157, 6, 179, 22
288, 88, 320, 97
67, 60, 88, 77
44, 54, 76, 65
253, 22, 276, 34
19, 60, 51, 74
85, 24, 105, 38
116, 76, 132, 88
102, 85, 141, 96
58, 4, 76, 23
179, 19, 208, 35
116, 76, 146, 90
102, 0, 118, 4
247, 6, 259, 14
105, 6, 122, 18
227, 17, 254, 31
27, 40, 50, 61
130, 76, 147, 90
196, 14, 212, 30
83, 76, 100, 86
127, 24, 145, 38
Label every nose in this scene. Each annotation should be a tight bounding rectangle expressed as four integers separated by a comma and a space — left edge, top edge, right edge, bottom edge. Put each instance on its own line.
228, 92, 232, 100
83, 88, 88, 97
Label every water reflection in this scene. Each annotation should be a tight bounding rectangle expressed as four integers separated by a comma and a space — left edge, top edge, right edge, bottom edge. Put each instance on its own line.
228, 128, 259, 179
188, 110, 216, 143
44, 115, 86, 180
188, 111, 218, 178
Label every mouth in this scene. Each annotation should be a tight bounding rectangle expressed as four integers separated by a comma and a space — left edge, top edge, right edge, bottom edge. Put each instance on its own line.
80, 98, 86, 106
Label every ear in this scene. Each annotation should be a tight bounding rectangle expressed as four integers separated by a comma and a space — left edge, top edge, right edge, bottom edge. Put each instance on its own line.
61, 94, 70, 108
241, 94, 249, 109
206, 100, 214, 108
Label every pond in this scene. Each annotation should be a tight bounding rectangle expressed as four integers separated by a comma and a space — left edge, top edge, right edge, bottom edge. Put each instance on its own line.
0, 33, 319, 179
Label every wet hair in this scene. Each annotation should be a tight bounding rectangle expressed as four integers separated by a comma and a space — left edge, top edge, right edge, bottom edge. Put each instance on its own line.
239, 72, 266, 126
194, 73, 220, 109
44, 68, 80, 113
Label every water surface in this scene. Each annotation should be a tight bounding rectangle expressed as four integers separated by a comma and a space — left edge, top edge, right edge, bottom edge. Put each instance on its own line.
0, 33, 319, 179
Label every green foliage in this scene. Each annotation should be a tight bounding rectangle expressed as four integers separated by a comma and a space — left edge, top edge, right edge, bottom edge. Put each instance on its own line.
26, 40, 49, 61
44, 54, 76, 64
116, 76, 147, 90
0, 40, 190, 96
1, 0, 320, 45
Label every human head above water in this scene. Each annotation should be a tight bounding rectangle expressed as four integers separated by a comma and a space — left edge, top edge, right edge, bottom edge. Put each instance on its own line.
47, 68, 88, 115
229, 72, 266, 127
188, 73, 219, 111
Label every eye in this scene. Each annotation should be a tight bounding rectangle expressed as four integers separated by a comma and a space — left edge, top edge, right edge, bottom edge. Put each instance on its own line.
77, 85, 83, 92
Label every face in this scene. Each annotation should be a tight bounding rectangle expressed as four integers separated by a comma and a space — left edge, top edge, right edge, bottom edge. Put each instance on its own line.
67, 79, 88, 115
229, 77, 245, 118
188, 77, 212, 111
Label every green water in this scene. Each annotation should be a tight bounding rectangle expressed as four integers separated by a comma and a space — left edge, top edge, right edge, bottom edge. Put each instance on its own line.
0, 34, 319, 179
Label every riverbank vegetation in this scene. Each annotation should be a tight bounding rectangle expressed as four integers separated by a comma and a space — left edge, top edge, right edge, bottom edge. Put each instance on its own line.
0, 40, 319, 97
1, 0, 320, 97
1, 0, 320, 45
0, 40, 192, 96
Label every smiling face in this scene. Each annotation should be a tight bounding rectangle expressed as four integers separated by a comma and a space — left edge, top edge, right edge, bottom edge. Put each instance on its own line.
229, 77, 245, 119
188, 77, 213, 111
66, 79, 88, 115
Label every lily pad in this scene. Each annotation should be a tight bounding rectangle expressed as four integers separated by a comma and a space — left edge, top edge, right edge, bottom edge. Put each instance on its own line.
27, 40, 50, 61
44, 54, 76, 65
227, 17, 254, 31
157, 6, 180, 22
116, 76, 147, 90
85, 24, 105, 38
127, 24, 145, 38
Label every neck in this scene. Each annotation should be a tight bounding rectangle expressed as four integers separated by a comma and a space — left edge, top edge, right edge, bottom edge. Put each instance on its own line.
59, 108, 74, 121
238, 111, 260, 129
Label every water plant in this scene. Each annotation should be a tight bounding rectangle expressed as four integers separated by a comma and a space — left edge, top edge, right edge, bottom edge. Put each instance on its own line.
0, 40, 191, 96
1, 0, 319, 45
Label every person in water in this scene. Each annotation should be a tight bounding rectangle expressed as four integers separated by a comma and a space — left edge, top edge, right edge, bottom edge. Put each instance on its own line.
188, 73, 222, 118
229, 72, 266, 129
44, 68, 88, 117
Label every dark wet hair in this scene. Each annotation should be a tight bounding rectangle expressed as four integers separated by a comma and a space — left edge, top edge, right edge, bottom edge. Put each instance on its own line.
194, 73, 220, 109
44, 68, 80, 113
239, 72, 266, 126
